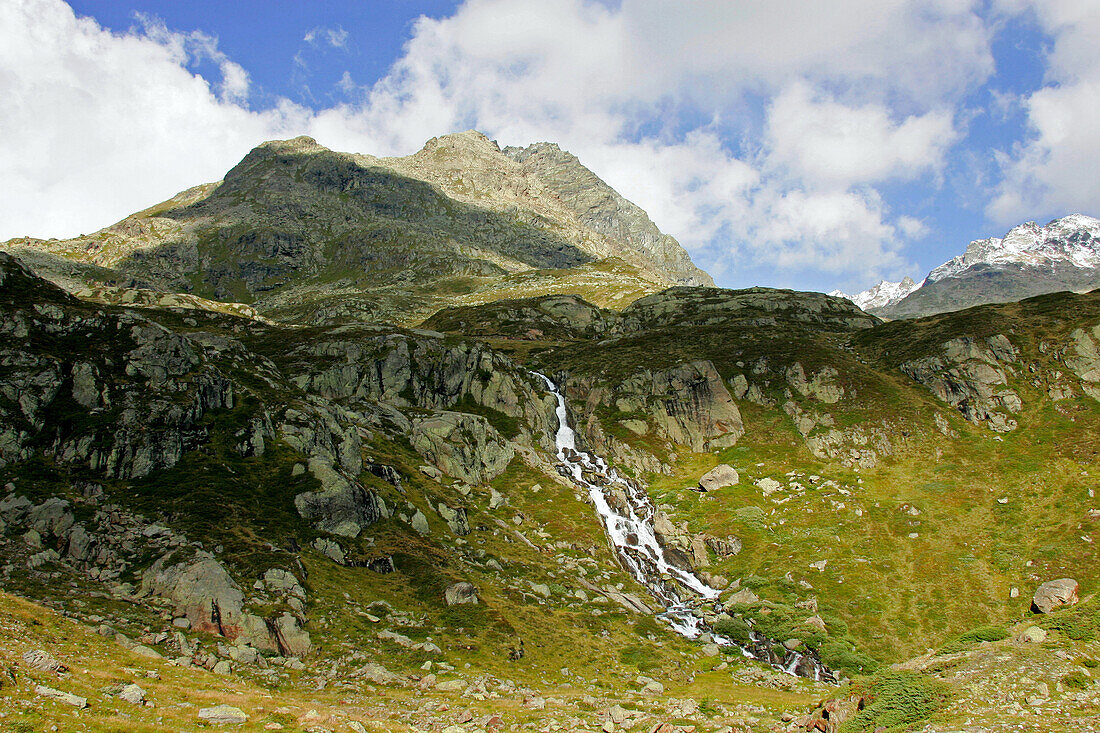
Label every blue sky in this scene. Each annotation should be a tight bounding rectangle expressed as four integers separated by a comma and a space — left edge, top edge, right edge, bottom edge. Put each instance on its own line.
4, 1, 1099, 295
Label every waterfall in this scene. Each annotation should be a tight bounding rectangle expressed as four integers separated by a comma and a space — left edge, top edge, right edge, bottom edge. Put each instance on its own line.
533, 371, 835, 682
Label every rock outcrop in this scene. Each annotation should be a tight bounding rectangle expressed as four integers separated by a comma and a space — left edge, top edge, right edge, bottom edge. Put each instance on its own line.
901, 335, 1021, 432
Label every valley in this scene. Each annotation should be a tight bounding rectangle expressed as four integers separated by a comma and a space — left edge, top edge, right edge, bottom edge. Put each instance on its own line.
0, 136, 1098, 732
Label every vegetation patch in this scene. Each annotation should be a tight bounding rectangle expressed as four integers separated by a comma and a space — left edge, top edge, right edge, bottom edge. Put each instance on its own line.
840, 671, 950, 732
938, 624, 1008, 654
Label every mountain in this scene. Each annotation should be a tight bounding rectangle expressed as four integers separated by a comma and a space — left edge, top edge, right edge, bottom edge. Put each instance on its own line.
1, 131, 710, 326
877, 214, 1100, 319
829, 276, 919, 311
4, 241, 1100, 729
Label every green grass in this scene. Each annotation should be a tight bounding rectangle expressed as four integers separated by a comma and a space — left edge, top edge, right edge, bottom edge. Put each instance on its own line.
840, 671, 951, 732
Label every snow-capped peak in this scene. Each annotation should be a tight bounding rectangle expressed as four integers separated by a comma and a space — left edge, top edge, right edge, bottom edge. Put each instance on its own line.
829, 277, 920, 311
927, 214, 1100, 283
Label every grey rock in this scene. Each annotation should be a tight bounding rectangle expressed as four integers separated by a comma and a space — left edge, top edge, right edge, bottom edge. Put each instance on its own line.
312, 537, 346, 564
698, 464, 739, 491
444, 582, 479, 606
437, 503, 470, 536
35, 685, 87, 708
411, 412, 513, 485
1032, 578, 1079, 613
726, 588, 759, 606
272, 612, 311, 657
198, 704, 248, 724
118, 683, 146, 705
22, 649, 66, 673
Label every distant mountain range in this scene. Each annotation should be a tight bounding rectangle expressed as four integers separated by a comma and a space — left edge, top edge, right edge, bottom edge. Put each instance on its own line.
834, 214, 1100, 318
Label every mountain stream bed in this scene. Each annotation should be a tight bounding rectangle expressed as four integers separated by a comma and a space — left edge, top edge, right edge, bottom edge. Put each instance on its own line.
534, 372, 835, 682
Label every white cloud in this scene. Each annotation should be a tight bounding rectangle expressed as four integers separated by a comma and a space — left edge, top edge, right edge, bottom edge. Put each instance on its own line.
1, 0, 991, 287
304, 26, 349, 48
0, 0, 319, 239
765, 81, 959, 189
989, 1, 1100, 223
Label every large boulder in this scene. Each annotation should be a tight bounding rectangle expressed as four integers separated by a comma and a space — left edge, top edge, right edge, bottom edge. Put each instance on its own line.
141, 551, 283, 652
444, 582, 479, 606
294, 457, 388, 538
1031, 578, 1079, 613
698, 464, 739, 491
410, 411, 514, 484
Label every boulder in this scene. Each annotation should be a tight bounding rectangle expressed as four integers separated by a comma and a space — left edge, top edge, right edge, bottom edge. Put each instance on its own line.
698, 464, 739, 491
437, 503, 470, 536
141, 551, 247, 638
272, 613, 312, 657
726, 588, 759, 606
118, 684, 146, 705
22, 649, 66, 673
1018, 626, 1047, 643
357, 662, 398, 684
294, 457, 388, 538
198, 704, 248, 724
444, 582, 479, 606
410, 412, 514, 485
312, 537, 346, 564
1031, 578, 1079, 613
35, 685, 87, 708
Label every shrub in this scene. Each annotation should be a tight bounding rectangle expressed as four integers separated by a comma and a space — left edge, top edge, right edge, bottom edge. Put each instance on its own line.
1041, 597, 1100, 642
840, 671, 950, 731
713, 615, 752, 644
1062, 672, 1092, 690
819, 639, 879, 676
938, 624, 1008, 654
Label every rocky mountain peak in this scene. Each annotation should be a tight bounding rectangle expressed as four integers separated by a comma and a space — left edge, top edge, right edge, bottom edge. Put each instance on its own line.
414, 129, 503, 160
830, 277, 920, 312
928, 214, 1100, 283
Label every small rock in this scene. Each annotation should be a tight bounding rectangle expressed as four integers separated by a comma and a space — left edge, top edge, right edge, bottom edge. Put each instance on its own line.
444, 581, 479, 606
199, 704, 249, 724
22, 649, 67, 673
212, 660, 232, 675
1018, 626, 1047, 644
118, 683, 146, 705
726, 587, 759, 605
35, 685, 87, 708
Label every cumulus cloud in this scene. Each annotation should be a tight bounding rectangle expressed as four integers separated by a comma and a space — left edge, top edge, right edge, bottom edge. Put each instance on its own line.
989, 1, 1100, 223
1, 0, 1000, 286
765, 81, 959, 189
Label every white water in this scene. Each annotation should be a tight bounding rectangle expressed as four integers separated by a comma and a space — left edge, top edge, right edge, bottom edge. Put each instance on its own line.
533, 372, 834, 681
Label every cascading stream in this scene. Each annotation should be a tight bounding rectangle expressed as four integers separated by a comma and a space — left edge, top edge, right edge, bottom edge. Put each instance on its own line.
533, 372, 835, 682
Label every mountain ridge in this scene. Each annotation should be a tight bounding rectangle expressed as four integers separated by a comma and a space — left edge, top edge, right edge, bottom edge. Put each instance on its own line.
848, 214, 1100, 319
1, 131, 711, 326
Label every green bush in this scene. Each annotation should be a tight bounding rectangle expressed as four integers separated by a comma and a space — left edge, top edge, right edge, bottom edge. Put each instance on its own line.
1064, 669, 1091, 686
840, 671, 950, 732
819, 639, 880, 676
938, 624, 1008, 654
713, 615, 752, 644
1041, 597, 1100, 642
1062, 672, 1091, 690
733, 506, 767, 528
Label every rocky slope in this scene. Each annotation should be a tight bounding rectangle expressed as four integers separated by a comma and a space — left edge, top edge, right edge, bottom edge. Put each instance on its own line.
1, 132, 708, 326
875, 214, 1100, 319
5, 244, 1100, 730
